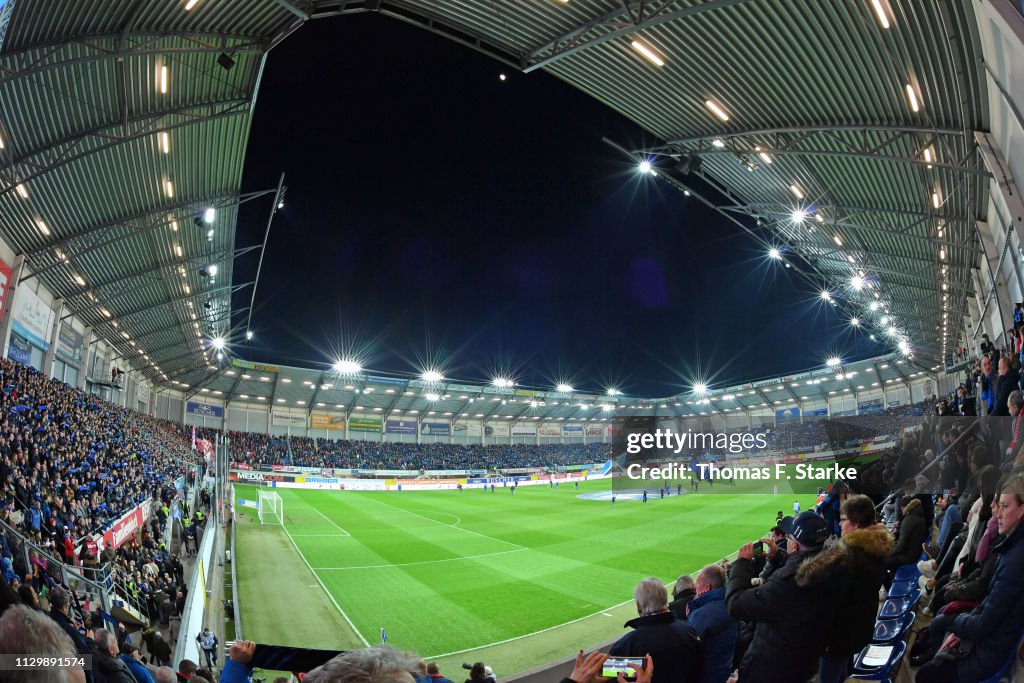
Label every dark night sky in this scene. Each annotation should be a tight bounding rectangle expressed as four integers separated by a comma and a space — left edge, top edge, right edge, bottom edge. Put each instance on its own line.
232, 14, 878, 397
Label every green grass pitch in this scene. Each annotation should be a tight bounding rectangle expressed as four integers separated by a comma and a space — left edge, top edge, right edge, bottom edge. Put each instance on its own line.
233, 479, 822, 676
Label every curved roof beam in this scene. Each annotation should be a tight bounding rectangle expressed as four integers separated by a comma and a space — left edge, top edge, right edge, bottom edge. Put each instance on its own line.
0, 32, 266, 88
0, 98, 251, 197
522, 0, 755, 72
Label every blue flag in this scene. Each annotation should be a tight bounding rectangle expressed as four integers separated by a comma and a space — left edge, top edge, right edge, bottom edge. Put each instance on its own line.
380, 627, 387, 643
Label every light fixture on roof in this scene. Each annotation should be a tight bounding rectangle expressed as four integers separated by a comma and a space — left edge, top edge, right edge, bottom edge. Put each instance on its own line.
791, 209, 806, 224
638, 160, 652, 174
768, 247, 782, 260
492, 377, 514, 388
754, 147, 773, 164
421, 370, 444, 382
826, 357, 842, 367
833, 234, 843, 246
939, 247, 946, 261
72, 274, 85, 287
160, 132, 170, 154
333, 359, 362, 374
693, 382, 708, 395
870, 0, 891, 28
905, 84, 920, 112
36, 220, 50, 236
160, 66, 168, 94
790, 184, 804, 199
850, 317, 860, 327
203, 208, 215, 223
630, 40, 664, 67
15, 184, 27, 199
606, 388, 622, 396
425, 392, 440, 402
101, 308, 111, 317
556, 383, 574, 393
704, 99, 730, 121
850, 274, 865, 291
245, 330, 253, 340
932, 191, 940, 209
165, 180, 174, 198
174, 244, 182, 257
712, 138, 725, 148
820, 290, 832, 302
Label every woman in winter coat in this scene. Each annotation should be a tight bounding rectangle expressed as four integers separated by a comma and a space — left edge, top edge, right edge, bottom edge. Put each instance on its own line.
797, 494, 893, 683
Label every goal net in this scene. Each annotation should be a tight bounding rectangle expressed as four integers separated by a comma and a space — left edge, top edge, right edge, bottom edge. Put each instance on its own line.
258, 489, 284, 525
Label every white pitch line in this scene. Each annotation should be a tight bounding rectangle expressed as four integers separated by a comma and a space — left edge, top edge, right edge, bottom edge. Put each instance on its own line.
280, 520, 369, 646
364, 496, 526, 550
291, 534, 351, 537
305, 503, 352, 536
422, 598, 635, 660
313, 547, 527, 570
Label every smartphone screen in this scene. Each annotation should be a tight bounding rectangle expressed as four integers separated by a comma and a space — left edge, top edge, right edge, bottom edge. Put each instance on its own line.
753, 541, 764, 555
601, 657, 645, 680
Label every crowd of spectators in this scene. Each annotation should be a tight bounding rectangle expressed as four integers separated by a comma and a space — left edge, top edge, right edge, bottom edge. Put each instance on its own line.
223, 431, 610, 471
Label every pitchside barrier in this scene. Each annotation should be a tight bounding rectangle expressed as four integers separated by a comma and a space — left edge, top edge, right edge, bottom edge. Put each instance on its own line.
229, 470, 602, 492
173, 504, 220, 668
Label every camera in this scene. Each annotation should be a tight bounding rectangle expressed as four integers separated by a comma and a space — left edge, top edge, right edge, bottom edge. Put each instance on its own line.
462, 664, 473, 671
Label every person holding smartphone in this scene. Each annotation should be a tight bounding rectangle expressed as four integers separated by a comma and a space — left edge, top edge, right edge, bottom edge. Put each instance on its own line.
607, 578, 704, 683
561, 651, 653, 683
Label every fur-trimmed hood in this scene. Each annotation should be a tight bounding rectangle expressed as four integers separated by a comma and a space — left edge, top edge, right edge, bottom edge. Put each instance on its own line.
796, 524, 894, 587
903, 497, 923, 515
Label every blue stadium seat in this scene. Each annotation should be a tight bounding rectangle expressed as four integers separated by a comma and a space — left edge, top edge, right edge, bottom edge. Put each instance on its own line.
878, 589, 921, 619
872, 611, 916, 644
887, 579, 916, 599
850, 640, 907, 682
894, 564, 921, 583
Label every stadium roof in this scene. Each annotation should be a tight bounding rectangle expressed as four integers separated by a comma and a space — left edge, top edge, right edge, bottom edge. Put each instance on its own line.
181, 352, 934, 421
0, 1, 986, 388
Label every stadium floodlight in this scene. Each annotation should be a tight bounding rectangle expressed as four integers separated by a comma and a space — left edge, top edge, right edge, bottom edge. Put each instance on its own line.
880, 316, 889, 326
898, 340, 911, 355
602, 404, 613, 412
606, 388, 621, 396
203, 207, 216, 223
869, 301, 880, 311
638, 160, 652, 175
850, 318, 860, 327
826, 357, 842, 367
693, 382, 708, 395
819, 290, 832, 302
768, 248, 781, 260
712, 138, 725, 148
211, 337, 225, 350
791, 209, 806, 224
245, 330, 253, 340
492, 377, 514, 388
887, 326, 899, 337
425, 392, 440, 402
333, 359, 363, 374
421, 370, 444, 382
849, 275, 865, 291
556, 383, 574, 393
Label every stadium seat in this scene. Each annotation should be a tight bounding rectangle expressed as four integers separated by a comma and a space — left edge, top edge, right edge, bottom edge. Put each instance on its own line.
872, 611, 916, 644
887, 579, 917, 599
850, 640, 907, 682
878, 589, 921, 619
893, 564, 921, 583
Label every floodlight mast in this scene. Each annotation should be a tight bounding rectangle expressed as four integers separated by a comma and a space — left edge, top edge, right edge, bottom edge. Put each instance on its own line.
245, 172, 286, 342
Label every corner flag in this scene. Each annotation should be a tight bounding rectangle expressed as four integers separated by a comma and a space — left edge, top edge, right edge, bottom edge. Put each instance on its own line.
380, 627, 387, 643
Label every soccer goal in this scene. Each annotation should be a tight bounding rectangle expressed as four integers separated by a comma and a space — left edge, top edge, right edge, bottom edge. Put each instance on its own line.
258, 489, 284, 525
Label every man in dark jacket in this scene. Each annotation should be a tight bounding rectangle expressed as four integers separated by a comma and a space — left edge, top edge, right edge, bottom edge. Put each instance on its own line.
992, 356, 1020, 417
668, 575, 696, 621
49, 586, 95, 683
916, 475, 1024, 682
797, 494, 893, 683
93, 628, 137, 683
687, 564, 738, 683
726, 511, 832, 683
609, 577, 704, 683
885, 497, 927, 587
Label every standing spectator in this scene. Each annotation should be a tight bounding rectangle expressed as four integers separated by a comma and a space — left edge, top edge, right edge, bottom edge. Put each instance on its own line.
726, 511, 833, 683
884, 497, 928, 588
93, 629, 137, 683
993, 356, 1019, 417
797, 494, 893, 683
609, 578, 704, 683
667, 575, 695, 621
686, 564, 738, 683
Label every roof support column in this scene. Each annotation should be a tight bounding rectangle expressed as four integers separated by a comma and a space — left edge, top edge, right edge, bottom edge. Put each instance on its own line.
42, 298, 64, 377
0, 254, 25, 359
79, 327, 93, 390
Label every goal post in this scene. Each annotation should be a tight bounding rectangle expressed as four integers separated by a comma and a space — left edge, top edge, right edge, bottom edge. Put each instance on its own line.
258, 489, 284, 525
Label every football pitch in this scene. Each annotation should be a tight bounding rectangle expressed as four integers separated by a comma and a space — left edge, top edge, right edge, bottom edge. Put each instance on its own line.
234, 480, 820, 676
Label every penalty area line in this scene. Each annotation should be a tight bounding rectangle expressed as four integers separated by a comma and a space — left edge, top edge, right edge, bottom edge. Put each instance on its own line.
363, 496, 526, 550
281, 521, 369, 646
